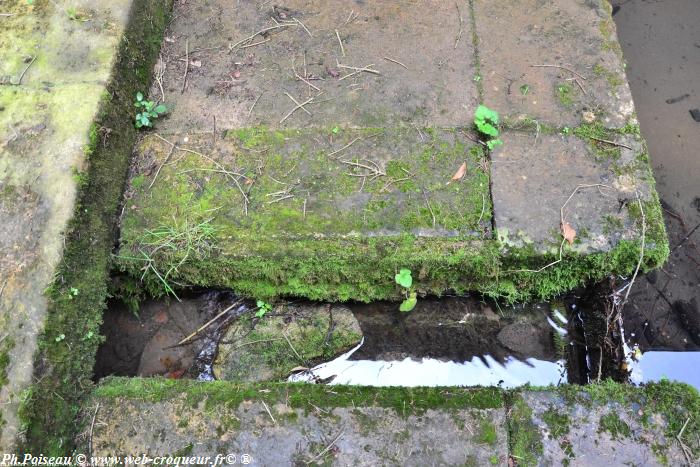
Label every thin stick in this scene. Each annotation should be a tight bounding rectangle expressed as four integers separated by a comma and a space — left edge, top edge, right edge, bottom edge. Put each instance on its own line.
12, 55, 36, 85
284, 92, 312, 115
335, 29, 345, 57
306, 428, 345, 465
88, 403, 100, 458
337, 62, 380, 75
621, 193, 646, 306
249, 93, 262, 116
531, 64, 587, 80
283, 331, 304, 362
280, 93, 318, 123
676, 417, 693, 466
295, 72, 321, 91
0, 13, 17, 16
454, 2, 463, 49
261, 400, 277, 424
383, 56, 408, 70
327, 137, 361, 158
423, 189, 436, 228
670, 220, 700, 253
148, 138, 177, 189
294, 17, 312, 37
477, 193, 486, 226
175, 300, 241, 347
589, 137, 632, 150
229, 24, 291, 50
181, 39, 189, 94
240, 38, 270, 49
506, 184, 615, 273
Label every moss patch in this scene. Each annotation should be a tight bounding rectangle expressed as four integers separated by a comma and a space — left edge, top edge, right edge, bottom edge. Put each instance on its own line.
93, 377, 505, 415
507, 395, 543, 467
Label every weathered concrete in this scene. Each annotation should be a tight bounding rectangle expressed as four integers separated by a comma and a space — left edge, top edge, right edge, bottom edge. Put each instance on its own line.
115, 0, 667, 303
474, 0, 635, 128
492, 130, 650, 252
84, 379, 700, 466
0, 0, 134, 450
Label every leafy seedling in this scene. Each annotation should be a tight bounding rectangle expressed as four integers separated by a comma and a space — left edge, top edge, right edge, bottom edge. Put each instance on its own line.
395, 268, 413, 288
395, 268, 417, 312
400, 292, 418, 313
474, 105, 503, 150
134, 92, 167, 128
519, 84, 530, 96
255, 300, 272, 318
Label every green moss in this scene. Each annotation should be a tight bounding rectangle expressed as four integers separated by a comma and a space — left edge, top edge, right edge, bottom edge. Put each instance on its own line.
598, 412, 631, 440
541, 407, 570, 438
556, 83, 576, 108
507, 395, 543, 467
478, 417, 498, 446
593, 63, 624, 88
93, 377, 505, 415
18, 0, 173, 455
0, 336, 14, 389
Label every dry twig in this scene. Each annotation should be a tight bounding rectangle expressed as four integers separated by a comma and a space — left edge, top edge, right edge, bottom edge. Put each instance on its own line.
531, 64, 587, 80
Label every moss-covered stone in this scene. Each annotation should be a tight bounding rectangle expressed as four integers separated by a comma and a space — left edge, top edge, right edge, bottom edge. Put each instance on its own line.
11, 0, 173, 455
213, 303, 362, 382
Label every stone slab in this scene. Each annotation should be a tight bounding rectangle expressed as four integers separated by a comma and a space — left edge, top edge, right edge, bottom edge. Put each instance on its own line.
150, 0, 479, 131
474, 0, 635, 128
519, 391, 687, 466
0, 0, 133, 451
85, 380, 699, 466
88, 381, 508, 466
491, 129, 651, 253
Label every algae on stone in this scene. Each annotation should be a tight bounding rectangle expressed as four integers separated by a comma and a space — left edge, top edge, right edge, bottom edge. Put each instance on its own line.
214, 303, 362, 382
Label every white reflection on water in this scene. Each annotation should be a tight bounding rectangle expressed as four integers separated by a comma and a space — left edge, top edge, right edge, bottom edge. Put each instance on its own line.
290, 339, 567, 388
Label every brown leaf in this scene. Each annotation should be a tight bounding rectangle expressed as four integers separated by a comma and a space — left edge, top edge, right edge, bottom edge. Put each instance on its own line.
451, 162, 467, 181
561, 221, 576, 245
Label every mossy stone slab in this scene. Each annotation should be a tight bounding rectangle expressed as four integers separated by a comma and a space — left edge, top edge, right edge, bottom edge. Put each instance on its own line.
491, 129, 655, 254
0, 0, 132, 86
473, 0, 635, 128
86, 378, 507, 466
516, 391, 688, 466
149, 0, 479, 132
213, 303, 362, 382
117, 128, 492, 301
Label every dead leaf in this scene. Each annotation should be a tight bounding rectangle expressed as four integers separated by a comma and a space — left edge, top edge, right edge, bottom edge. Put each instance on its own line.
451, 162, 467, 182
561, 221, 576, 245
190, 59, 202, 68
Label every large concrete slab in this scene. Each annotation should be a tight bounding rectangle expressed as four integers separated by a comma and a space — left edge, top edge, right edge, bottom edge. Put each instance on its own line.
0, 0, 155, 451
151, 0, 479, 131
491, 129, 652, 252
474, 0, 635, 128
87, 381, 509, 466
85, 379, 700, 466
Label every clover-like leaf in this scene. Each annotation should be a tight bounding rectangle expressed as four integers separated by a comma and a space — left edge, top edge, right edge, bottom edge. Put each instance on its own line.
136, 92, 143, 102
394, 268, 413, 288
154, 104, 167, 114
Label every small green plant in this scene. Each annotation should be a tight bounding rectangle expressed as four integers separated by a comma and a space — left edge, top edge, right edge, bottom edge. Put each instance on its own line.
519, 84, 530, 96
66, 6, 88, 21
474, 105, 502, 150
255, 300, 272, 318
134, 92, 167, 128
395, 268, 417, 312
54, 334, 65, 343
331, 126, 340, 134
67, 287, 79, 300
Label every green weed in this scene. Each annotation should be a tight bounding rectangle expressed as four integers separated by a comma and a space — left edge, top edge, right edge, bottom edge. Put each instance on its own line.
474, 105, 503, 150
134, 92, 167, 128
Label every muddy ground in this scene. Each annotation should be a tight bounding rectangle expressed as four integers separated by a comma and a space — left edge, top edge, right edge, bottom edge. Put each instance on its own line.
612, 0, 700, 352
